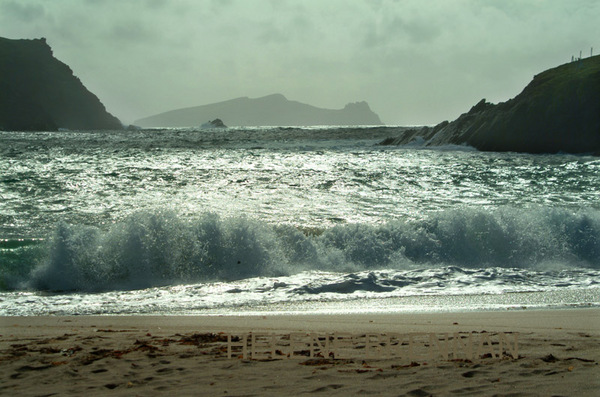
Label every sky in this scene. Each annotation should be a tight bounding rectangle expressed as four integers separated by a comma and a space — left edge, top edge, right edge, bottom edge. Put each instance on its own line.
1, 0, 598, 125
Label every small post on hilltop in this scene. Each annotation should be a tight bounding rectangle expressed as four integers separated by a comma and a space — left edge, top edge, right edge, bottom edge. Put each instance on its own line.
592, 47, 594, 57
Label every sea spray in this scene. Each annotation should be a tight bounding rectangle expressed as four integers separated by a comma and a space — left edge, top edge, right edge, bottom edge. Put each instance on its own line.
3, 207, 597, 292
28, 212, 289, 291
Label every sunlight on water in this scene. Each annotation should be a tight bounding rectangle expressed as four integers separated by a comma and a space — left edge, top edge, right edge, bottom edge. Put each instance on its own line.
1, 127, 599, 315
2, 129, 599, 238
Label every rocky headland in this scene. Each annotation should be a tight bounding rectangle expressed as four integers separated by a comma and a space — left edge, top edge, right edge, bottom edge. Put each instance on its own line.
381, 55, 600, 155
135, 94, 383, 127
0, 37, 122, 131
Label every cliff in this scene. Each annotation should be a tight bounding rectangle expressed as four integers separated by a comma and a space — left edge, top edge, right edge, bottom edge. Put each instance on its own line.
0, 37, 122, 131
381, 55, 600, 154
135, 94, 383, 127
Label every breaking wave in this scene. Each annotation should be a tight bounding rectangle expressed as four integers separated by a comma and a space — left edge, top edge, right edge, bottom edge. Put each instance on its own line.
2, 207, 599, 292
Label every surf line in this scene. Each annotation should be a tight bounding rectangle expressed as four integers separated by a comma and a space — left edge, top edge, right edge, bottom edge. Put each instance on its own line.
225, 331, 519, 362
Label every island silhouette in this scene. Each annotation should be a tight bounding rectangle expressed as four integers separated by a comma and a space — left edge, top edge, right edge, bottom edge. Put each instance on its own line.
135, 94, 383, 127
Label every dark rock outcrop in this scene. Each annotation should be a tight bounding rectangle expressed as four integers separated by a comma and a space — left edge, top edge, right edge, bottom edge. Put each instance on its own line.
201, 118, 227, 128
135, 93, 383, 127
0, 37, 122, 131
382, 55, 600, 154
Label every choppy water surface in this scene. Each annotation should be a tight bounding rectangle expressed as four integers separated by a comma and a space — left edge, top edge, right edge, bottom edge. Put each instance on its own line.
1, 127, 599, 315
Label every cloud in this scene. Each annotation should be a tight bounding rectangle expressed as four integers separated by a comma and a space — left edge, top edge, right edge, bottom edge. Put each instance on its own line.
0, 0, 45, 22
107, 19, 158, 44
1, 0, 598, 124
363, 5, 442, 49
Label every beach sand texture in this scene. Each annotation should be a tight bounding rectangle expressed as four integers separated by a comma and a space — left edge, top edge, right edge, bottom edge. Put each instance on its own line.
1, 309, 598, 396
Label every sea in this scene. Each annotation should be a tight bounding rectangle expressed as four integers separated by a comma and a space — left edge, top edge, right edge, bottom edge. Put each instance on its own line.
1, 126, 599, 316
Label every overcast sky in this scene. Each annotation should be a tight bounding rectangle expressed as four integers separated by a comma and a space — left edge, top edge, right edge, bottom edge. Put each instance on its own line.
1, 0, 598, 125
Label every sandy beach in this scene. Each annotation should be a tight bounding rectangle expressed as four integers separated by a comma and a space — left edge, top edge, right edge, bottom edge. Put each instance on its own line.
1, 308, 598, 396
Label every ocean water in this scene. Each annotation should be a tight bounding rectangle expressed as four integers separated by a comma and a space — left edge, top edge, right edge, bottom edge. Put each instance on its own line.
1, 126, 599, 315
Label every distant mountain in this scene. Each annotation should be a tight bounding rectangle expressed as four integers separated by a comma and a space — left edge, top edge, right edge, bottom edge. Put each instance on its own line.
0, 37, 122, 131
135, 94, 383, 127
381, 55, 600, 155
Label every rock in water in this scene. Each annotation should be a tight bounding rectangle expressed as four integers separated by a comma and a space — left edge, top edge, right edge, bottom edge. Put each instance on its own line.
201, 118, 227, 128
0, 37, 122, 131
381, 56, 600, 155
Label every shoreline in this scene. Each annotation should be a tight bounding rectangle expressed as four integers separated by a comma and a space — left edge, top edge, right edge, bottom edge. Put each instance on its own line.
3, 286, 598, 317
3, 307, 599, 333
2, 308, 598, 396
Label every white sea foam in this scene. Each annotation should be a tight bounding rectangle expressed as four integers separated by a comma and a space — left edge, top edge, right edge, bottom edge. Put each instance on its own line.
0, 207, 597, 293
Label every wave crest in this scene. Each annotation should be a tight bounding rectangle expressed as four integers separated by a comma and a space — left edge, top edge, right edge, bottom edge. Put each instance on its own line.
8, 207, 600, 291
